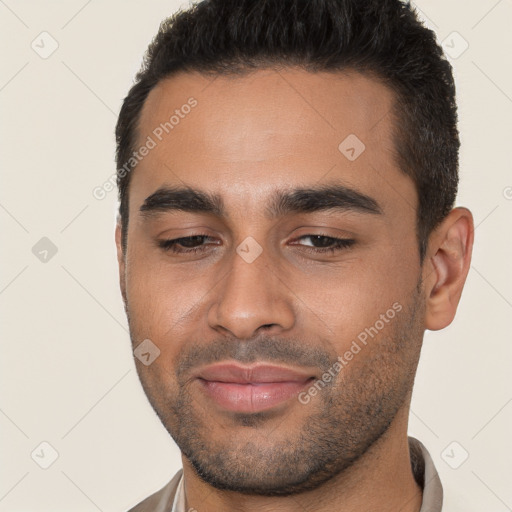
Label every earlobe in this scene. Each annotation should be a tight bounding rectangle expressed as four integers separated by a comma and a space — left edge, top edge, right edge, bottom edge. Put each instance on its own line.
424, 207, 474, 331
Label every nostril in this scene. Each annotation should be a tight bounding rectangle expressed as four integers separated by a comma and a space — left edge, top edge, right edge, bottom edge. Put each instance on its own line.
261, 324, 277, 330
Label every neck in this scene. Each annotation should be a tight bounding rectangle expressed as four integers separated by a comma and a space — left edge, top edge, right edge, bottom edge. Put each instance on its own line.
181, 404, 423, 512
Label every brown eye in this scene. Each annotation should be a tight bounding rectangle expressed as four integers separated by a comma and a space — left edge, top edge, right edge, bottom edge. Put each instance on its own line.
158, 234, 217, 254
291, 235, 355, 253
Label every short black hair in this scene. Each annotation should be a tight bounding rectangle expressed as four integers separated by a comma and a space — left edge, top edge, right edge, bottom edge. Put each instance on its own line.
115, 0, 459, 262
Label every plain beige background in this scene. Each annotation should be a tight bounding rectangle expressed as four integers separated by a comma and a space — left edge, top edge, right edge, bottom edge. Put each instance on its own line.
1, 0, 511, 510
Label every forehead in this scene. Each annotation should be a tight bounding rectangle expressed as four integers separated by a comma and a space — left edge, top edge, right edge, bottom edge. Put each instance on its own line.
129, 68, 416, 218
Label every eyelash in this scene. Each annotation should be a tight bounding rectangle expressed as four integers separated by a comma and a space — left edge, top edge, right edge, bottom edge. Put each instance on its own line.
157, 233, 355, 255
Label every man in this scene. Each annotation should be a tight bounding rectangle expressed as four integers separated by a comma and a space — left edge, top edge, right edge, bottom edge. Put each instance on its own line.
115, 0, 473, 510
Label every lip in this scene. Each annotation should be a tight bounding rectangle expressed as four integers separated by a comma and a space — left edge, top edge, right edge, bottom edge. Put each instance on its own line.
195, 362, 315, 413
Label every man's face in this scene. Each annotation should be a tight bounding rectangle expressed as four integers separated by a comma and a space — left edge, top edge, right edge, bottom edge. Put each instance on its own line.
117, 69, 426, 495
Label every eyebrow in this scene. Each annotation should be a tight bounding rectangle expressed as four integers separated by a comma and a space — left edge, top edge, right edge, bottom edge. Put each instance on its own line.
139, 183, 382, 220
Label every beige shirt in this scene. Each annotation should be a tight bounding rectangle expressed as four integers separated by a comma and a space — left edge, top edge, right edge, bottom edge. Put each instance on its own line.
128, 436, 443, 512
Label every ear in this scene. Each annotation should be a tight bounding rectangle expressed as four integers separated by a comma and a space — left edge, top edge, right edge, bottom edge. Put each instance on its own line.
423, 207, 474, 331
115, 215, 127, 306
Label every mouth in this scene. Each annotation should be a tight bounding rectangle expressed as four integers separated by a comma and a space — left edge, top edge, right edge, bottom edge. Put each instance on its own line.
194, 362, 316, 413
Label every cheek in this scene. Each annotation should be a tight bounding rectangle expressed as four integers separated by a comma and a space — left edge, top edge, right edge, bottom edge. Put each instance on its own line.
124, 257, 211, 351
125, 257, 171, 334
292, 244, 419, 352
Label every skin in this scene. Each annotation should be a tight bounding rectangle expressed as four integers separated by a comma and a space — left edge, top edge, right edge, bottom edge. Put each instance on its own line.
115, 68, 474, 512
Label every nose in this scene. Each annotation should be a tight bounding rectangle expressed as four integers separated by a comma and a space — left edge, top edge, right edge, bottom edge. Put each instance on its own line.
207, 243, 295, 340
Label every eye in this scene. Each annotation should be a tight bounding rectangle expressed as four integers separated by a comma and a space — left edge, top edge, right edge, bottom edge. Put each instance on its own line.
158, 234, 217, 254
290, 234, 355, 254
